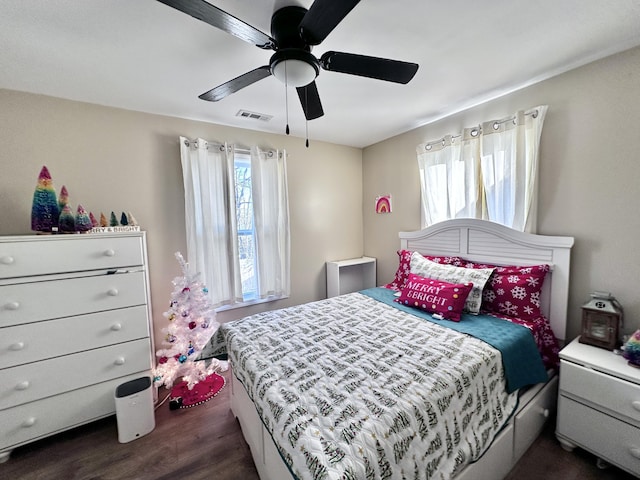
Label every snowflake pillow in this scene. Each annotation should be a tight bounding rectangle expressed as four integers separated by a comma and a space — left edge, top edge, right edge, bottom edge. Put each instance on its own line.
384, 249, 464, 291
409, 252, 494, 314
396, 274, 473, 321
460, 260, 551, 320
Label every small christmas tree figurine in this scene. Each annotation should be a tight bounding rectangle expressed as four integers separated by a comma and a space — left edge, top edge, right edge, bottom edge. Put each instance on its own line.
109, 211, 118, 227
58, 185, 69, 213
99, 212, 108, 227
31, 165, 60, 232
153, 252, 223, 406
58, 203, 76, 232
75, 205, 92, 232
89, 212, 99, 228
120, 212, 128, 226
126, 211, 139, 226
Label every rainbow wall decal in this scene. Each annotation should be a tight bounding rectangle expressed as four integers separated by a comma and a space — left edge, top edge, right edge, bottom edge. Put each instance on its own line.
375, 195, 392, 214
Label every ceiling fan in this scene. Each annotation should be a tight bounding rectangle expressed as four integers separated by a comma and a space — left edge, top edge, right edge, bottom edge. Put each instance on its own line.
157, 0, 419, 122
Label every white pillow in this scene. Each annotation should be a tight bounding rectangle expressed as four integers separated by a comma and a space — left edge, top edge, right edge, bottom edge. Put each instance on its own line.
409, 252, 494, 315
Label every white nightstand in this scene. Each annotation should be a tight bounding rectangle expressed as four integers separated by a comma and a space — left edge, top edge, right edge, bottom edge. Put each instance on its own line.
556, 337, 640, 476
326, 256, 376, 298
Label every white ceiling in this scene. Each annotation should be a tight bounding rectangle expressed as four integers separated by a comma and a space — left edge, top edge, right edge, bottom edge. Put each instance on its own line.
1, 0, 640, 148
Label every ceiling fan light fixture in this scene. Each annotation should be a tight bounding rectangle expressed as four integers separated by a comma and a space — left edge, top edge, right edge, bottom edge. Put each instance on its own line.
270, 49, 319, 87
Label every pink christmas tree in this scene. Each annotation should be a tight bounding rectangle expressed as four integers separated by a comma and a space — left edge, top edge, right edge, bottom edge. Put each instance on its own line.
31, 166, 59, 232
153, 252, 222, 391
89, 212, 99, 228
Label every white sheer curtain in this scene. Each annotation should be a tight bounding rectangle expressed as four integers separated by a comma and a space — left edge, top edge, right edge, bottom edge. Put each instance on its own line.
251, 147, 290, 299
417, 130, 481, 226
481, 106, 547, 232
417, 105, 547, 232
180, 137, 242, 307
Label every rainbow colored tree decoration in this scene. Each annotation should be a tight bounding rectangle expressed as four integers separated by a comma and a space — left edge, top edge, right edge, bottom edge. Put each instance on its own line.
31, 166, 59, 232
75, 205, 92, 232
58, 203, 76, 232
58, 185, 69, 213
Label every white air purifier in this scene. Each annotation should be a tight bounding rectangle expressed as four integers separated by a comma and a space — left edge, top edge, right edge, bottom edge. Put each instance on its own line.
114, 376, 155, 443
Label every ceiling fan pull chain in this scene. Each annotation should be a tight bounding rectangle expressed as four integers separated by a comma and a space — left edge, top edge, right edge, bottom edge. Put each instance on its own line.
285, 62, 290, 135
305, 88, 309, 148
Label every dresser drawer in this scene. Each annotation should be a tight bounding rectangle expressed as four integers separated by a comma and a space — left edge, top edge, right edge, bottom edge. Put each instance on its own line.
514, 376, 557, 460
0, 235, 144, 279
0, 372, 148, 452
560, 360, 640, 425
0, 305, 149, 369
0, 338, 151, 410
557, 395, 640, 476
0, 271, 147, 328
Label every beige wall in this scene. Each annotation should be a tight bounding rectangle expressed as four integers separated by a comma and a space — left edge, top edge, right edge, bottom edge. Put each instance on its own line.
363, 45, 640, 342
0, 89, 363, 348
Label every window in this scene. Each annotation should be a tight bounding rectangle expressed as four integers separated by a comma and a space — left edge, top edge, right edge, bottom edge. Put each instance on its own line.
180, 138, 290, 309
234, 153, 258, 301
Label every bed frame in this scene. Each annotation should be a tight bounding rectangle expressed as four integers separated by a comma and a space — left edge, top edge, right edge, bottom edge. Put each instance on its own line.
229, 219, 575, 480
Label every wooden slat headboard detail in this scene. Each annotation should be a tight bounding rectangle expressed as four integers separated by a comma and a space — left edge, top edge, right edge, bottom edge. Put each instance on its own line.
399, 219, 575, 342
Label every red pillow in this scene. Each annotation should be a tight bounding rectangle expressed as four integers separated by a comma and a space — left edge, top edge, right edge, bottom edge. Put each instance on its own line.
395, 274, 473, 321
460, 260, 550, 320
385, 250, 464, 291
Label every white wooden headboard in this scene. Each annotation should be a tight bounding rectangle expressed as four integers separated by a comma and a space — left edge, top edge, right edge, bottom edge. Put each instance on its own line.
399, 219, 574, 342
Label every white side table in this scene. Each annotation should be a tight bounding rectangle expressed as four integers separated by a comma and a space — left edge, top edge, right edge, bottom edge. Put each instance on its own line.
556, 336, 640, 476
326, 256, 376, 298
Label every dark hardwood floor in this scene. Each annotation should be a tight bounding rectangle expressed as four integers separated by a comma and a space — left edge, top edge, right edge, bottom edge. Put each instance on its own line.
1, 368, 636, 479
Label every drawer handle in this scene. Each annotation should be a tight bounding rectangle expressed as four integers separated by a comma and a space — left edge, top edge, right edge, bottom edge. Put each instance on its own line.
630, 446, 640, 460
107, 288, 119, 297
0, 256, 14, 265
21, 417, 36, 428
104, 249, 116, 257
632, 400, 640, 412
110, 323, 122, 331
114, 357, 126, 366
539, 408, 550, 418
10, 341, 25, 351
5, 301, 20, 311
15, 380, 30, 391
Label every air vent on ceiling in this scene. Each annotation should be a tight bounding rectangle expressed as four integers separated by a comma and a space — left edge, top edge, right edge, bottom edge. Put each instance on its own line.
236, 110, 273, 122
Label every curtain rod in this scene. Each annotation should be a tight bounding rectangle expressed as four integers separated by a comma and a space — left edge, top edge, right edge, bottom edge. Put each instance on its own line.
181, 139, 278, 157
423, 108, 539, 151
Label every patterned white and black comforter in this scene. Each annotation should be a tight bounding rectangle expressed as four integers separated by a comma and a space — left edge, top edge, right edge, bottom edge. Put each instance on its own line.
208, 291, 524, 479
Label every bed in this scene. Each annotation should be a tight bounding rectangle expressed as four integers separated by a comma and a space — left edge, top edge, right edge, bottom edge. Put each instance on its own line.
209, 219, 574, 480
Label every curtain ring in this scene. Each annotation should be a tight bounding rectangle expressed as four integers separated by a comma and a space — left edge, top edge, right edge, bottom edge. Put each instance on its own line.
531, 109, 538, 118
218, 145, 225, 152
493, 122, 500, 130
425, 144, 432, 151
268, 151, 274, 158
470, 128, 479, 137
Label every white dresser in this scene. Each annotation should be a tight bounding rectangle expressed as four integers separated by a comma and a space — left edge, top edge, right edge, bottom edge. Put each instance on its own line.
556, 336, 640, 476
0, 232, 154, 462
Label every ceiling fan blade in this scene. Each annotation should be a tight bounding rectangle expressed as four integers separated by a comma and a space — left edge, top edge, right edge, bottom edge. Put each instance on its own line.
157, 0, 276, 49
320, 51, 419, 84
297, 82, 324, 120
199, 66, 272, 102
299, 0, 361, 46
